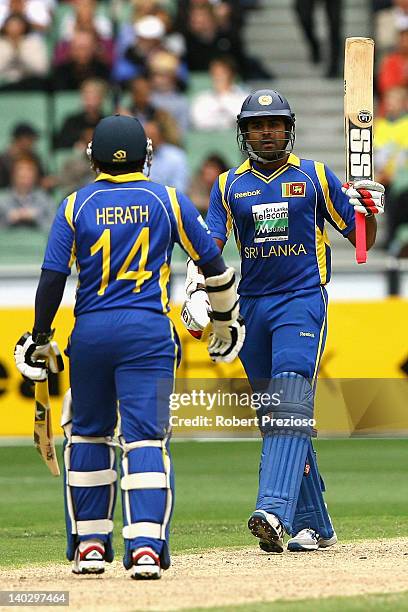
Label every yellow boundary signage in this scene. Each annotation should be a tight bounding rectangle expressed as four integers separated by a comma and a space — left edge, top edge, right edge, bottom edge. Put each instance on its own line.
0, 300, 407, 436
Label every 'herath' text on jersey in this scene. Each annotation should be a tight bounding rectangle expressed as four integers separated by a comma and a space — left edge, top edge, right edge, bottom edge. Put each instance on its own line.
96, 205, 149, 225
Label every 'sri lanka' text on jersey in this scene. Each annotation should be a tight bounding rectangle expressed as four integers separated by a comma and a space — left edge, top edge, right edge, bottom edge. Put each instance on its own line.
206, 154, 356, 295
43, 172, 218, 316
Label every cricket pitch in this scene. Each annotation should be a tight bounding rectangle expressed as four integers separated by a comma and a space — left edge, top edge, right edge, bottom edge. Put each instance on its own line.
1, 538, 407, 611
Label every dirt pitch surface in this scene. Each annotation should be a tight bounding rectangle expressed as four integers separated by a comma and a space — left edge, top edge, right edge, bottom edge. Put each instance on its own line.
1, 538, 408, 611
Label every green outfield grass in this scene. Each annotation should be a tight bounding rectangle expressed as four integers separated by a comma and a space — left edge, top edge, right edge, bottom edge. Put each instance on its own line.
189, 591, 408, 612
0, 439, 407, 567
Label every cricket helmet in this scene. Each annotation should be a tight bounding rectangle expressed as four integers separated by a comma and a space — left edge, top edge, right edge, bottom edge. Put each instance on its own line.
237, 89, 296, 163
88, 115, 153, 170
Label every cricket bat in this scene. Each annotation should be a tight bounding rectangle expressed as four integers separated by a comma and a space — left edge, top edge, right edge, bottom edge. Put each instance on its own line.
344, 37, 375, 264
34, 379, 60, 477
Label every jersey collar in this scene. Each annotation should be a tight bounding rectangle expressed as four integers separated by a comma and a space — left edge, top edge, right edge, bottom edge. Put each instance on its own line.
234, 153, 300, 175
94, 172, 149, 183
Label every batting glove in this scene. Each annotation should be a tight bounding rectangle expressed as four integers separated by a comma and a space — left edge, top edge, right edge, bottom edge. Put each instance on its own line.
181, 290, 211, 339
342, 180, 385, 216
184, 257, 205, 298
14, 330, 64, 382
205, 267, 246, 363
208, 316, 246, 363
181, 258, 211, 339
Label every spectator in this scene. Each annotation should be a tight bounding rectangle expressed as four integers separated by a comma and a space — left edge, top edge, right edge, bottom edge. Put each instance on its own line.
181, 2, 271, 79
375, 86, 408, 187
124, 76, 181, 145
0, 0, 55, 32
56, 127, 95, 197
52, 29, 110, 90
0, 123, 44, 188
377, 28, 408, 111
374, 86, 408, 251
188, 154, 228, 216
154, 5, 186, 59
0, 12, 49, 90
375, 0, 408, 56
113, 5, 187, 86
176, 0, 244, 38
113, 14, 166, 85
149, 51, 190, 133
183, 4, 243, 73
54, 78, 109, 149
0, 156, 53, 230
294, 0, 343, 78
145, 118, 189, 191
54, 0, 114, 66
190, 56, 248, 130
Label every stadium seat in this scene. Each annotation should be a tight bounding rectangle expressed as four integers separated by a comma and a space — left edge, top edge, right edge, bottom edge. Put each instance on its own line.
185, 130, 243, 173
0, 228, 48, 266
52, 91, 114, 132
53, 91, 82, 131
0, 92, 49, 160
188, 73, 213, 97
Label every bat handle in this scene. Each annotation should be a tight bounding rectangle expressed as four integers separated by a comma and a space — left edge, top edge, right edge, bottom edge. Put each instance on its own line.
355, 211, 367, 264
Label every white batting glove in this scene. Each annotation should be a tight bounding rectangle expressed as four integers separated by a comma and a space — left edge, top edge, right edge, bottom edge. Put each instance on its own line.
181, 290, 211, 339
342, 180, 385, 216
208, 317, 246, 363
206, 267, 246, 363
14, 331, 64, 382
185, 258, 205, 298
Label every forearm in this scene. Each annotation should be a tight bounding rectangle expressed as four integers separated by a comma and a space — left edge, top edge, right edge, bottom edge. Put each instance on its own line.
200, 253, 226, 278
34, 269, 67, 334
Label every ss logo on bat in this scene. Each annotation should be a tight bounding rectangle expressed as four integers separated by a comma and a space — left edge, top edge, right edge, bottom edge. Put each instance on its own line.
349, 127, 372, 178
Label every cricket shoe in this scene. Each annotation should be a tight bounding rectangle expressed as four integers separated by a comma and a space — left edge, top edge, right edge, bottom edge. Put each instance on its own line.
131, 547, 161, 580
72, 539, 105, 574
287, 528, 338, 552
248, 510, 284, 554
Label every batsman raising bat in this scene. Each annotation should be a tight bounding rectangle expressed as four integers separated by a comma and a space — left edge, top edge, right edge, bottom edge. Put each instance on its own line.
13, 115, 244, 579
181, 87, 384, 553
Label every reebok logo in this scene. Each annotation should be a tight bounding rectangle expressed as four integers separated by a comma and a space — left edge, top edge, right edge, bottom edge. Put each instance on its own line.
299, 331, 315, 338
235, 189, 261, 199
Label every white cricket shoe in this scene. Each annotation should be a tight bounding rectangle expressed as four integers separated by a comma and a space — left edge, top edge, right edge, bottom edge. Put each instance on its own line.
72, 539, 105, 574
248, 510, 285, 553
287, 528, 338, 552
131, 547, 161, 580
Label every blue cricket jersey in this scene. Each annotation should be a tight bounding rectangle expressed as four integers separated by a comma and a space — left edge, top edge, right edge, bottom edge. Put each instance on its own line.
43, 172, 219, 315
206, 154, 355, 295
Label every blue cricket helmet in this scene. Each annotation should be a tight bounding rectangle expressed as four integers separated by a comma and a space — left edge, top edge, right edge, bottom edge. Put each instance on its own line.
237, 89, 296, 163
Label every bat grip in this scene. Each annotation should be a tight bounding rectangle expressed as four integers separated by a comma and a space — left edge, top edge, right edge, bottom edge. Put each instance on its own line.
355, 211, 367, 264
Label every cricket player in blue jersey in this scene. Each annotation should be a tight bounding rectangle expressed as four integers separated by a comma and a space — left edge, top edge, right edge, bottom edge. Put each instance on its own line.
182, 90, 384, 553
14, 115, 245, 579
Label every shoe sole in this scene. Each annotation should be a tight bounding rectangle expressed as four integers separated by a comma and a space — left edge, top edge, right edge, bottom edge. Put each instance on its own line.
72, 567, 105, 575
248, 515, 283, 553
131, 569, 161, 580
287, 542, 318, 552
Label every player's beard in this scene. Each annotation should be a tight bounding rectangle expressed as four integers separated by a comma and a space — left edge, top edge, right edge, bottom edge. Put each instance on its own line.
256, 137, 289, 161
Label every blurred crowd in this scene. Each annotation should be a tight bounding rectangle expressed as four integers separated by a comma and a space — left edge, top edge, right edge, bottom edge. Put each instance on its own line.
0, 0, 264, 234
0, 0, 407, 258
373, 0, 408, 256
